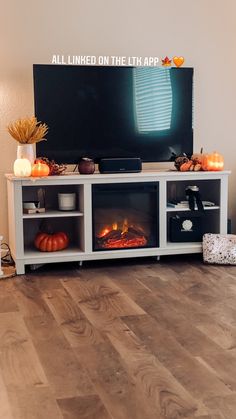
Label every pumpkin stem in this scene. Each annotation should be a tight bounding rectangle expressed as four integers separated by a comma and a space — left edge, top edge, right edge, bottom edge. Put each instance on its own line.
200, 147, 203, 154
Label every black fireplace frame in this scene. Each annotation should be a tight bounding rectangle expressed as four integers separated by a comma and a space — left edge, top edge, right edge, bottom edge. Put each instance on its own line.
92, 182, 159, 251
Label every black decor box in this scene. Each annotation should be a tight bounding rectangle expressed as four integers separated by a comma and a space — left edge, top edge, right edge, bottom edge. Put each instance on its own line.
169, 215, 203, 242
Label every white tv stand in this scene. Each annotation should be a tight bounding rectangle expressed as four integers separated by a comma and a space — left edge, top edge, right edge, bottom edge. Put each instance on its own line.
6, 170, 230, 275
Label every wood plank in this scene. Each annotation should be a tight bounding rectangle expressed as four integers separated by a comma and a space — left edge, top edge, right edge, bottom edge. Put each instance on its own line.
193, 416, 223, 419
121, 314, 231, 401
62, 275, 145, 330
195, 357, 222, 378
57, 395, 112, 419
105, 267, 153, 300
24, 314, 95, 399
29, 273, 65, 292
43, 287, 104, 347
13, 276, 52, 318
131, 262, 183, 283
0, 370, 13, 419
0, 280, 19, 313
64, 272, 203, 417
132, 272, 236, 351
110, 274, 236, 392
74, 340, 163, 419
8, 387, 63, 419
199, 263, 236, 280
0, 312, 48, 389
66, 265, 236, 393
106, 318, 201, 418
164, 265, 236, 322
142, 262, 236, 305
196, 321, 236, 351
204, 393, 236, 419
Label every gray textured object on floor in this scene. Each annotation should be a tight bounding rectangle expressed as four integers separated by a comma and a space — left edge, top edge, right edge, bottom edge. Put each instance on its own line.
203, 233, 236, 264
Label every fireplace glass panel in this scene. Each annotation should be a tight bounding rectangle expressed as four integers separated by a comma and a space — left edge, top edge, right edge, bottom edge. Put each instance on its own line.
92, 182, 159, 251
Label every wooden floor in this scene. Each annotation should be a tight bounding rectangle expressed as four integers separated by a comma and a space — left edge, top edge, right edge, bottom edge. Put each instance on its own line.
1, 255, 236, 418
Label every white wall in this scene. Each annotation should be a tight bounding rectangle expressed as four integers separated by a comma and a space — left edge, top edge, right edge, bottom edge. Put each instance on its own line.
1, 0, 236, 241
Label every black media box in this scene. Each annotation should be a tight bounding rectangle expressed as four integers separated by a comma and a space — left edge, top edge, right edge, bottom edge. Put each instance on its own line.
169, 215, 203, 242
98, 157, 142, 174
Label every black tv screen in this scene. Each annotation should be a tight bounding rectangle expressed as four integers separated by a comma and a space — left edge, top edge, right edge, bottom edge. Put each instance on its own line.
33, 65, 193, 164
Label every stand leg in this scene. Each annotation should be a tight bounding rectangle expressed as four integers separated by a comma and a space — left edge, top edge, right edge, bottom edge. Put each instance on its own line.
15, 260, 25, 275
156, 256, 160, 261
78, 261, 83, 267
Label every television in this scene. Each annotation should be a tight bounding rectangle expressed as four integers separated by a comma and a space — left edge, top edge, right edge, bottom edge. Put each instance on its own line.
33, 65, 193, 164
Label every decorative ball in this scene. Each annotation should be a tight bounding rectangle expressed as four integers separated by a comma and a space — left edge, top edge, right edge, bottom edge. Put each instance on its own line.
78, 157, 95, 174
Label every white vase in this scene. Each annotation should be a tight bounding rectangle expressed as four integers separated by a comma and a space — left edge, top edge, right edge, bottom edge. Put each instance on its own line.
17, 144, 35, 164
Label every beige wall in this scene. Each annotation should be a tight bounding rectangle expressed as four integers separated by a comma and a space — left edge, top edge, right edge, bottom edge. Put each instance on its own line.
1, 0, 236, 241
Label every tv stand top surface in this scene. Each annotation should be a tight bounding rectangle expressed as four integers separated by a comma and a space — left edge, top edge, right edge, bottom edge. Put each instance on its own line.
6, 170, 231, 184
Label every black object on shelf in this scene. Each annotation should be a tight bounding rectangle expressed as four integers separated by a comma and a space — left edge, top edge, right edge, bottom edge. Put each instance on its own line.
185, 186, 204, 212
169, 215, 203, 242
98, 157, 142, 174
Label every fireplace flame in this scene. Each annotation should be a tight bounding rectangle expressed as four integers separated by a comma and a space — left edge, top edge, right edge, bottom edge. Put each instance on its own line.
112, 222, 118, 231
121, 218, 128, 234
99, 227, 110, 238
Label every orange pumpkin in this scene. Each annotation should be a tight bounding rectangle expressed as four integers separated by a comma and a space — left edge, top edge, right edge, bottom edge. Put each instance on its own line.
180, 161, 193, 171
202, 152, 224, 171
191, 148, 204, 164
31, 162, 50, 177
34, 232, 69, 252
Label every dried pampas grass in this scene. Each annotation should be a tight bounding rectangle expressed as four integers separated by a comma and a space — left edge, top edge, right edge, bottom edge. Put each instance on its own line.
7, 117, 48, 144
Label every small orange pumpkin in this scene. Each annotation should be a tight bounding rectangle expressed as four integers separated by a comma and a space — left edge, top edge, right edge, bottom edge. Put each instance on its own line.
191, 147, 204, 164
180, 161, 193, 171
31, 161, 50, 177
34, 232, 69, 252
202, 152, 224, 171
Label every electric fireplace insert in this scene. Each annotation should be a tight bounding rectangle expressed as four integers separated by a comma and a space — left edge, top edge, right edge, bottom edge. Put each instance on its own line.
92, 183, 159, 251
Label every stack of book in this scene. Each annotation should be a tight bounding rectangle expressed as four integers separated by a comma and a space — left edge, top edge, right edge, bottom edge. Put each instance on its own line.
167, 200, 216, 209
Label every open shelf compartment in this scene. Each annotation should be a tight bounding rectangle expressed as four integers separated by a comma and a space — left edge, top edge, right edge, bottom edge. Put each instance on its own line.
167, 179, 221, 208
22, 184, 84, 216
23, 217, 84, 256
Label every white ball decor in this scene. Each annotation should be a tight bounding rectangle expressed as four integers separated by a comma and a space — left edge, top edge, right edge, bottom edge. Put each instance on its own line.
13, 158, 32, 177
